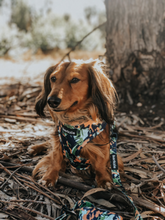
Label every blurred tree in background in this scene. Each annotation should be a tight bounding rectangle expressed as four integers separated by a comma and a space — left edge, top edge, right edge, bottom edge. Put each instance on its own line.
84, 6, 106, 39
0, 0, 106, 56
84, 6, 97, 25
10, 0, 32, 32
0, 0, 3, 7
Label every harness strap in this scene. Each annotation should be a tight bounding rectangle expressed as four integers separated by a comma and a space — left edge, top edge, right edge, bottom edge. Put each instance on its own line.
110, 123, 143, 220
58, 120, 107, 170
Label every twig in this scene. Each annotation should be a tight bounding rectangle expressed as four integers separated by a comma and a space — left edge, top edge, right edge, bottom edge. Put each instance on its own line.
0, 165, 21, 169
2, 209, 23, 220
152, 155, 165, 174
59, 22, 106, 62
15, 173, 63, 205
0, 199, 55, 206
124, 157, 155, 166
0, 163, 27, 191
132, 194, 165, 217
0, 161, 33, 173
0, 165, 24, 189
15, 175, 62, 207
119, 131, 165, 145
122, 173, 141, 183
0, 200, 55, 220
58, 176, 92, 191
151, 193, 165, 208
27, 194, 39, 209
0, 114, 54, 126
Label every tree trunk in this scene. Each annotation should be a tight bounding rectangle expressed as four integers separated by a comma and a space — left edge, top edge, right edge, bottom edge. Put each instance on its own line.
105, 0, 165, 105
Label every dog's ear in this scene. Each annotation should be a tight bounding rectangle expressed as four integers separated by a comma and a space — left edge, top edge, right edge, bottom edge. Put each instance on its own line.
87, 60, 117, 124
35, 64, 58, 117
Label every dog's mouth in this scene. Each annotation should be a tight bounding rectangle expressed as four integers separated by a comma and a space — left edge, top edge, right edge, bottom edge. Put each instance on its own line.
52, 101, 78, 112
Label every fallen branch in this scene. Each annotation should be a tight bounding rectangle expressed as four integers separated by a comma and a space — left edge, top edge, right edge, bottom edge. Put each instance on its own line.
58, 176, 92, 192
0, 114, 54, 125
132, 195, 165, 217
16, 176, 62, 206
0, 199, 54, 205
119, 130, 165, 144
0, 161, 33, 173
15, 172, 64, 206
0, 165, 24, 189
152, 155, 165, 174
0, 163, 27, 191
0, 200, 55, 220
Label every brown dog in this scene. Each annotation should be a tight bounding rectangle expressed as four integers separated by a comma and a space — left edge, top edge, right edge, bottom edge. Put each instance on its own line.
29, 59, 124, 188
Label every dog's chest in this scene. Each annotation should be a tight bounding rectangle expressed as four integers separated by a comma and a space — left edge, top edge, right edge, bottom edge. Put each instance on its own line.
57, 121, 107, 170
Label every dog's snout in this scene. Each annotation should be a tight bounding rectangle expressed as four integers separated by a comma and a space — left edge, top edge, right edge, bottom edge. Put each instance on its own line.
47, 96, 61, 108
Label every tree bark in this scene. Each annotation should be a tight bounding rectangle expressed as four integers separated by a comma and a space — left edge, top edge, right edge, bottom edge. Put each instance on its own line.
105, 0, 165, 104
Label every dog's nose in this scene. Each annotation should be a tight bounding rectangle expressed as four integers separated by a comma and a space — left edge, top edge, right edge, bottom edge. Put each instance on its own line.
47, 96, 61, 108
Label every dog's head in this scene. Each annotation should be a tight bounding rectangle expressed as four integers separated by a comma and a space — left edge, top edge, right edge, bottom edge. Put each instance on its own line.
35, 59, 117, 124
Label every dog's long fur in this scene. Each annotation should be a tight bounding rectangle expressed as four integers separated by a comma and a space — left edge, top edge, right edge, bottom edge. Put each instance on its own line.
29, 59, 124, 188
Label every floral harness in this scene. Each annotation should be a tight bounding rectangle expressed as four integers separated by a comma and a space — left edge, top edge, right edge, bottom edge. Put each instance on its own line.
57, 120, 107, 170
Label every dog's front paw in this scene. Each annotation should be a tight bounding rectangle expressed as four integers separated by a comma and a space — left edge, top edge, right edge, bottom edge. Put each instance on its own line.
37, 171, 59, 187
96, 175, 113, 190
105, 182, 112, 190
28, 145, 37, 155
28, 142, 49, 155
32, 154, 60, 187
27, 145, 47, 155
33, 167, 59, 187
98, 181, 112, 190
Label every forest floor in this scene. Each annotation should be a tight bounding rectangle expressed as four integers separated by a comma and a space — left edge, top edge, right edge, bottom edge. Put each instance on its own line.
0, 50, 165, 220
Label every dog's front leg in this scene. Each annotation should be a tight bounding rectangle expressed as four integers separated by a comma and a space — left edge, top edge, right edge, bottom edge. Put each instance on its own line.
91, 155, 112, 189
80, 143, 112, 189
32, 141, 64, 186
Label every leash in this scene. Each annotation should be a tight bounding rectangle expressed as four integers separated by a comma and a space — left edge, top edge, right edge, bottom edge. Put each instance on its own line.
55, 122, 143, 219
110, 122, 143, 220
56, 200, 123, 220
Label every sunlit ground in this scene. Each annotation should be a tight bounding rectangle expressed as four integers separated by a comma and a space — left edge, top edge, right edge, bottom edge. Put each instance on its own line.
0, 49, 106, 85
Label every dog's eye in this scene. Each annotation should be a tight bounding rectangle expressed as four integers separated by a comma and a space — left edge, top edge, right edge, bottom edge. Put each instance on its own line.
51, 76, 56, 82
70, 78, 80, 84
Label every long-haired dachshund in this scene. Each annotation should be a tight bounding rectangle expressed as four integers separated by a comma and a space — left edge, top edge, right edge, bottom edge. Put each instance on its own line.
29, 59, 124, 188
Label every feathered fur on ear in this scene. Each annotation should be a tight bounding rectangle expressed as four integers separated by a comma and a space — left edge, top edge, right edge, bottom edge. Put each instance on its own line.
87, 60, 117, 124
35, 65, 58, 117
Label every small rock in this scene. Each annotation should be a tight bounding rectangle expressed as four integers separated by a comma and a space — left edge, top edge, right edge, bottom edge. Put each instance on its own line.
137, 102, 142, 107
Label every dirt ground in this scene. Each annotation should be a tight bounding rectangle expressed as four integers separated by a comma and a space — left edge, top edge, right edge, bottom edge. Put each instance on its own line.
0, 51, 165, 220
